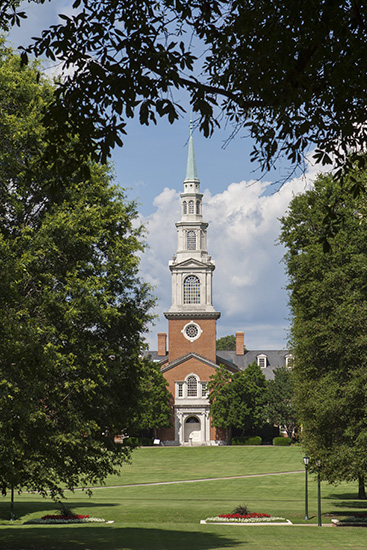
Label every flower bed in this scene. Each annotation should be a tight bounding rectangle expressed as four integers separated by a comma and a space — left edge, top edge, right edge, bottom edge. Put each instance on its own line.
202, 512, 290, 524
332, 516, 367, 527
204, 515, 289, 524
202, 505, 291, 525
25, 514, 106, 524
42, 514, 90, 520
219, 513, 271, 520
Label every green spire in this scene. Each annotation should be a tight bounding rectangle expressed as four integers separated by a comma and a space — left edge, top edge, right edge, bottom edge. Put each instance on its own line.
185, 121, 199, 182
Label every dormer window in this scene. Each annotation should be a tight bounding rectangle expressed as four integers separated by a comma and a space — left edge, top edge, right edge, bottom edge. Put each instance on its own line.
257, 354, 267, 368
285, 354, 293, 368
183, 201, 187, 214
188, 200, 194, 214
187, 230, 196, 250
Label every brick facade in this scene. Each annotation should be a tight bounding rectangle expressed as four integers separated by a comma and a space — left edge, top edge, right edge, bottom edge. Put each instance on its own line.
167, 318, 217, 363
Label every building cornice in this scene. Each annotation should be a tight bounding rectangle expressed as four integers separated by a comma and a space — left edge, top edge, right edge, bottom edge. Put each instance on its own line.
164, 311, 221, 320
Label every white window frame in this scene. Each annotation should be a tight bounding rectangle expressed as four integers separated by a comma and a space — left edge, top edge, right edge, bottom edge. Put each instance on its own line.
181, 320, 203, 342
187, 375, 198, 397
257, 354, 267, 368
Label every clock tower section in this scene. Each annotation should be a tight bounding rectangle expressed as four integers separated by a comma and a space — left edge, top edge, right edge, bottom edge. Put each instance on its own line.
164, 124, 220, 362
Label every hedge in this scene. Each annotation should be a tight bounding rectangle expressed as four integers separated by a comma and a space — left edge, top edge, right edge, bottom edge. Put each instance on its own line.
122, 436, 154, 447
232, 436, 262, 446
273, 436, 291, 446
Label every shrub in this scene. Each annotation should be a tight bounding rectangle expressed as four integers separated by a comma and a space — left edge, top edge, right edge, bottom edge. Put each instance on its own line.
273, 436, 291, 446
58, 505, 75, 519
232, 504, 250, 515
231, 436, 262, 446
122, 436, 139, 447
258, 422, 280, 443
244, 436, 262, 446
122, 436, 154, 447
140, 437, 154, 446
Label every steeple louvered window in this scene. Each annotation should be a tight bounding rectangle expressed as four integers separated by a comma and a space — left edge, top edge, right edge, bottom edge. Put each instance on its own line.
183, 275, 200, 304
183, 201, 187, 214
187, 230, 196, 250
188, 200, 194, 214
196, 200, 200, 214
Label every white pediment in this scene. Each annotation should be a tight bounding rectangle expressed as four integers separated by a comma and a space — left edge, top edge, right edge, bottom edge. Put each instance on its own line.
171, 258, 213, 269
161, 352, 219, 373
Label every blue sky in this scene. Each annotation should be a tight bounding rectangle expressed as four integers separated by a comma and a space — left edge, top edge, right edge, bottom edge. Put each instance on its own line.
7, 1, 325, 351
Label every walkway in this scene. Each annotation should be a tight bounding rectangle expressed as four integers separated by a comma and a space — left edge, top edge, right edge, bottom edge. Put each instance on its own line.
86, 470, 304, 490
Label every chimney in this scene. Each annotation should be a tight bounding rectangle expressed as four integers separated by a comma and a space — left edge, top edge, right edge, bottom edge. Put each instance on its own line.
236, 331, 245, 356
157, 332, 167, 356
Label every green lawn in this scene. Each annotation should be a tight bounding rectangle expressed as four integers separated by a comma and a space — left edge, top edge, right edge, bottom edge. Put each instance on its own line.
1, 446, 367, 550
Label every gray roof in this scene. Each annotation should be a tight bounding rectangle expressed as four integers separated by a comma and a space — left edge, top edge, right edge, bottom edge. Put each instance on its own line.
216, 350, 289, 380
143, 348, 289, 381
143, 350, 167, 363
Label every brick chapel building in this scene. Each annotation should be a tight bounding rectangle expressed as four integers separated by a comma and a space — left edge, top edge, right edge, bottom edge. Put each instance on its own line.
146, 125, 290, 446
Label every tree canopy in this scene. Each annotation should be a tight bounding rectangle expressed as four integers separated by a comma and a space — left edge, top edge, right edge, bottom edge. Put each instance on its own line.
280, 168, 367, 497
216, 335, 236, 351
0, 42, 155, 505
208, 363, 267, 439
6, 0, 367, 179
267, 367, 298, 440
135, 362, 171, 439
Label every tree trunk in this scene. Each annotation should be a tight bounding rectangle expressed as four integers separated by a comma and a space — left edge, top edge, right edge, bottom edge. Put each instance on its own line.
358, 476, 366, 499
227, 426, 232, 444
10, 486, 15, 520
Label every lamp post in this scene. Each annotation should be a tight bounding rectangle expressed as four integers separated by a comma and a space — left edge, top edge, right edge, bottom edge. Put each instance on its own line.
316, 460, 322, 527
303, 456, 310, 520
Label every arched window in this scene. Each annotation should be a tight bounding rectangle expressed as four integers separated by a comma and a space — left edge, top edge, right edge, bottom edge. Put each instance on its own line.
183, 201, 187, 214
187, 230, 196, 250
188, 200, 194, 214
196, 200, 200, 214
184, 275, 200, 304
186, 415, 199, 423
187, 376, 198, 397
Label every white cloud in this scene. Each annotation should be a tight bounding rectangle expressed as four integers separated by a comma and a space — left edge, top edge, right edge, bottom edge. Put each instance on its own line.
139, 162, 323, 351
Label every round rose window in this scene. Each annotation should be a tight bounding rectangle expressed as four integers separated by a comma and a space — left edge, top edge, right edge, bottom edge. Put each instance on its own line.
181, 321, 202, 342
185, 324, 199, 338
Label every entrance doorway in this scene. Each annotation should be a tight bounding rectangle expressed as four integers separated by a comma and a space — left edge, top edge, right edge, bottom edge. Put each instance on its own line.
184, 416, 201, 444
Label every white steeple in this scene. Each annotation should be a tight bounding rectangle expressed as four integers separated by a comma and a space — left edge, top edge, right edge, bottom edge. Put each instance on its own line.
185, 121, 199, 184
165, 124, 220, 319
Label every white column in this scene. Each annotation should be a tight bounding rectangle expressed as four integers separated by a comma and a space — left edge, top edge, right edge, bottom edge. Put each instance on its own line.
177, 411, 183, 445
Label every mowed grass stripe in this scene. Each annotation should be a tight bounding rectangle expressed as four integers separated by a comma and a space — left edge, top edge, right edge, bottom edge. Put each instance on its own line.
1, 447, 367, 550
101, 445, 305, 486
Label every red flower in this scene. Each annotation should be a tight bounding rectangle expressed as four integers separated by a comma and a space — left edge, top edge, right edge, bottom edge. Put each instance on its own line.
218, 512, 271, 519
41, 514, 90, 520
